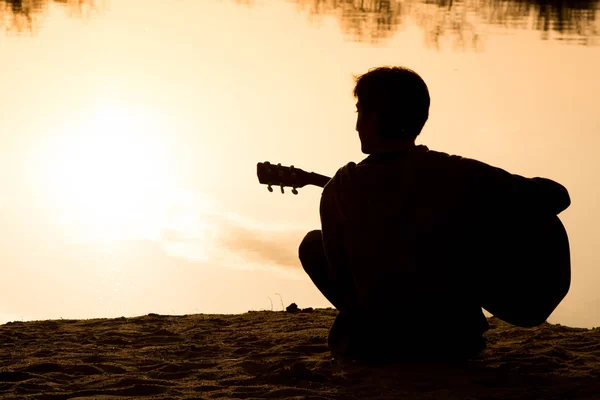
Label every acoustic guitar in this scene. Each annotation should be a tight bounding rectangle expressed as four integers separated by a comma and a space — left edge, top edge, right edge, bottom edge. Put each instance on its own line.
257, 161, 571, 328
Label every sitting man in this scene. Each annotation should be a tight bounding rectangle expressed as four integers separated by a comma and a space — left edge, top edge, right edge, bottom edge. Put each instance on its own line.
298, 66, 571, 362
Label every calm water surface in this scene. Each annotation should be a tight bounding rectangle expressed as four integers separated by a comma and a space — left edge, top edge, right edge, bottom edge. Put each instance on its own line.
1, 0, 599, 327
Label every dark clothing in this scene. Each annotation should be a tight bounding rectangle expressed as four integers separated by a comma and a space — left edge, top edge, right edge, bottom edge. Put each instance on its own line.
301, 145, 570, 361
299, 230, 488, 361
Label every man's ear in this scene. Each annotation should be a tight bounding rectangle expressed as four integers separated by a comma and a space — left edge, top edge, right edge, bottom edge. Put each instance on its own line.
371, 111, 384, 137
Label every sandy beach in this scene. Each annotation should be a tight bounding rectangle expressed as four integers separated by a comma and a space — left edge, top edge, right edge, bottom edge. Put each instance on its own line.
1, 308, 599, 399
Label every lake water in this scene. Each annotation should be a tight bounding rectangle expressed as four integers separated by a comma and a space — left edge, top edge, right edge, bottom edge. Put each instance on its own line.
1, 0, 599, 327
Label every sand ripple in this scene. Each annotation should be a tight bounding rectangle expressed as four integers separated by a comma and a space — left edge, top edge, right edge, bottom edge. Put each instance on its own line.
1, 309, 600, 399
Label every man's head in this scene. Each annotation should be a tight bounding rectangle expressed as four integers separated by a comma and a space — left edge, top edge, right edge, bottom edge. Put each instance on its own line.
353, 66, 430, 154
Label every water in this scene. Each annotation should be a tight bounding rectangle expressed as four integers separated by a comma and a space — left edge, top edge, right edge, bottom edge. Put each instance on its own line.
1, 0, 599, 327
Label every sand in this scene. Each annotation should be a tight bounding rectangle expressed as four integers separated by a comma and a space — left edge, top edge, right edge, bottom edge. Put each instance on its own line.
1, 308, 600, 399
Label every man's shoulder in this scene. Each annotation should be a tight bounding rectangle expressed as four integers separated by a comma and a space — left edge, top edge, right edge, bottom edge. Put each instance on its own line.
418, 146, 470, 163
326, 146, 491, 189
417, 147, 495, 170
327, 161, 357, 189
356, 146, 473, 169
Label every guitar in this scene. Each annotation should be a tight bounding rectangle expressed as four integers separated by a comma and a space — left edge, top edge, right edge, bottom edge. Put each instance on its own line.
256, 161, 330, 194
257, 161, 571, 328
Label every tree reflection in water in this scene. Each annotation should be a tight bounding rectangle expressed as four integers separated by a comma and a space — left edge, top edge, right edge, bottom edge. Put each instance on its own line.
1, 0, 598, 47
0, 0, 102, 35
292, 0, 599, 47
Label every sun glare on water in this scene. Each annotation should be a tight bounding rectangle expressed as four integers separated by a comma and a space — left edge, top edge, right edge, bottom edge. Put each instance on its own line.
38, 105, 189, 244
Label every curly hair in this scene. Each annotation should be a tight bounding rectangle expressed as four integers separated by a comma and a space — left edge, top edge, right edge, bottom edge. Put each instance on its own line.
353, 66, 430, 141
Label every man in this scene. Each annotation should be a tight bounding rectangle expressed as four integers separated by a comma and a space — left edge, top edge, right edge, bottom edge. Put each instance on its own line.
298, 66, 570, 362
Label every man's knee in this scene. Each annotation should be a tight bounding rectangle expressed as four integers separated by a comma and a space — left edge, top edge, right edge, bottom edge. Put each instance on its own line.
298, 229, 324, 267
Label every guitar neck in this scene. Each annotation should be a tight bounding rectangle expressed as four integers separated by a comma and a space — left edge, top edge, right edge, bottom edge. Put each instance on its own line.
309, 172, 331, 188
256, 161, 331, 191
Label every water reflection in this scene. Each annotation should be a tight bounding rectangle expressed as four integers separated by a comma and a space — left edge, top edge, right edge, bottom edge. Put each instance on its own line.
0, 0, 101, 34
2, 0, 598, 46
293, 0, 599, 47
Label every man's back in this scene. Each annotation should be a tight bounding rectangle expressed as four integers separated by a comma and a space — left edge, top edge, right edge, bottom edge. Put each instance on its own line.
319, 145, 570, 355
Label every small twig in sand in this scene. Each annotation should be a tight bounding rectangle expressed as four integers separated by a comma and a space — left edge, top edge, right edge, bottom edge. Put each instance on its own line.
267, 297, 273, 311
274, 293, 284, 311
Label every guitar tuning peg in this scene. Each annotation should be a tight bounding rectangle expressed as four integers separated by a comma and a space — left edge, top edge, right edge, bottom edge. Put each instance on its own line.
292, 188, 298, 195
267, 185, 273, 192
280, 185, 285, 194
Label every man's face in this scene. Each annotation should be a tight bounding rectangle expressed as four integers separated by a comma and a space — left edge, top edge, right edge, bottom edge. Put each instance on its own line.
355, 102, 378, 154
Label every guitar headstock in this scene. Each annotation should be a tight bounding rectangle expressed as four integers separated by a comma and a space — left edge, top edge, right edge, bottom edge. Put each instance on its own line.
256, 162, 311, 194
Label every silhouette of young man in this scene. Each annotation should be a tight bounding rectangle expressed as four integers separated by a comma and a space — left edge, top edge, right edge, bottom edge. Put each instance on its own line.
298, 66, 571, 362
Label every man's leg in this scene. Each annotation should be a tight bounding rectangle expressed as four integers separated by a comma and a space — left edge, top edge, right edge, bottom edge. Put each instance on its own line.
299, 230, 359, 355
298, 230, 347, 310
299, 230, 486, 361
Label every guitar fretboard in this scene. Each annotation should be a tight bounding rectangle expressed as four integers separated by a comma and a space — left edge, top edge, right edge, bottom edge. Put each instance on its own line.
310, 173, 331, 188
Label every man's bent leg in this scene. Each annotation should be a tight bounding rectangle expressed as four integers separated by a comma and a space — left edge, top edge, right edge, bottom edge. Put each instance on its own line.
300, 230, 485, 361
298, 230, 347, 310
299, 230, 358, 355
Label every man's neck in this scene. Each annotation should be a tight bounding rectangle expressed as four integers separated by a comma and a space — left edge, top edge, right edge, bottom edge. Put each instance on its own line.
366, 140, 416, 155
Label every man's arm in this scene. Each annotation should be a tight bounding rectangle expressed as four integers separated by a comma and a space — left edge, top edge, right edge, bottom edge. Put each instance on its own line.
319, 164, 358, 313
459, 157, 571, 215
320, 180, 346, 271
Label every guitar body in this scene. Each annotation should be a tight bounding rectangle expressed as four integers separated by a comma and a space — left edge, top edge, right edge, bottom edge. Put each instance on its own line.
469, 212, 571, 327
